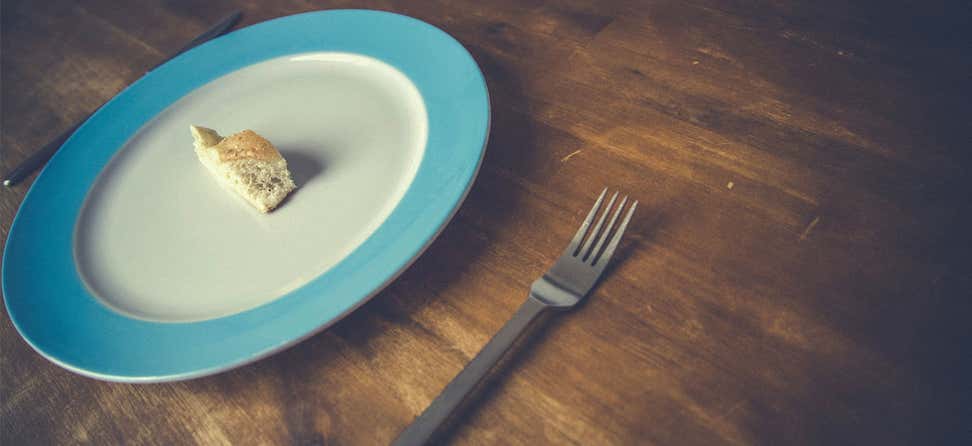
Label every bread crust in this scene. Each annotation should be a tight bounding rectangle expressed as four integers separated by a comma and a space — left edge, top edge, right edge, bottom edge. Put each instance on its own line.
212, 129, 282, 162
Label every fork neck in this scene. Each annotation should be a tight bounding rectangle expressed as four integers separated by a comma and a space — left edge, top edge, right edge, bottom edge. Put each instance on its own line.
530, 278, 580, 309
529, 295, 574, 313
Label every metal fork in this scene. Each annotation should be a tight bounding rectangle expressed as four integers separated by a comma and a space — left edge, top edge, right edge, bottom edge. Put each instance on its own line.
392, 189, 637, 446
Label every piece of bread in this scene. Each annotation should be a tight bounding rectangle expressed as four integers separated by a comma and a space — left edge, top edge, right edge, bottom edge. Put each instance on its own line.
190, 125, 296, 213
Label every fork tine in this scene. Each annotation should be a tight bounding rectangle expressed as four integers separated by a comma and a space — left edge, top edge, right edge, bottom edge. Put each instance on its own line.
567, 188, 607, 256
580, 191, 618, 259
588, 195, 628, 263
593, 200, 637, 267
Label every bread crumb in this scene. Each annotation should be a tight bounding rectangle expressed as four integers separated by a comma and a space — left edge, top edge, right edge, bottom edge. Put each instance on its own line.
692, 60, 700, 65
560, 150, 582, 162
190, 125, 296, 213
726, 181, 734, 190
799, 216, 820, 241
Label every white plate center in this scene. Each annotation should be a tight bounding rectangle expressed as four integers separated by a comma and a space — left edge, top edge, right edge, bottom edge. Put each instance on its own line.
74, 52, 428, 322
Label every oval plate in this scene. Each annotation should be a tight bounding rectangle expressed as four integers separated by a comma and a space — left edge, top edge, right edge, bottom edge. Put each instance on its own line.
2, 10, 489, 382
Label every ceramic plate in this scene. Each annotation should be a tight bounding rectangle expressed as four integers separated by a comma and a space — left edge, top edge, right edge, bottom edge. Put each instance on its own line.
2, 10, 489, 382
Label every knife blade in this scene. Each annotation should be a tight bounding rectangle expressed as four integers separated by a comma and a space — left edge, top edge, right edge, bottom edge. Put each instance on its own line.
2, 10, 243, 187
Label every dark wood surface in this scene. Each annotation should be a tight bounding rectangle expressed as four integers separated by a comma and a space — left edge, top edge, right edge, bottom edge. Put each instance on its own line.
2, 1, 970, 444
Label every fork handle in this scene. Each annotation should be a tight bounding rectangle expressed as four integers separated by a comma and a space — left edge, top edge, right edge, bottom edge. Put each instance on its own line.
2, 120, 83, 187
392, 294, 549, 446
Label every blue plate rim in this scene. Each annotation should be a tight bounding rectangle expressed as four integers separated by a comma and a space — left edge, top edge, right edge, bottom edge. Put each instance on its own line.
2, 9, 490, 382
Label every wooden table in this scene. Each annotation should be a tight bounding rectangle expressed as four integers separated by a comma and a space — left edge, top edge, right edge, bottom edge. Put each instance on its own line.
2, 1, 969, 444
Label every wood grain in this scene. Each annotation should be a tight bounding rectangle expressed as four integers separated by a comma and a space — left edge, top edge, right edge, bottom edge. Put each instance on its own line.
2, 1, 970, 444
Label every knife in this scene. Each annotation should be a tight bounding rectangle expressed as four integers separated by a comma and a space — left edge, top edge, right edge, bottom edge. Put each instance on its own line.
2, 10, 243, 187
